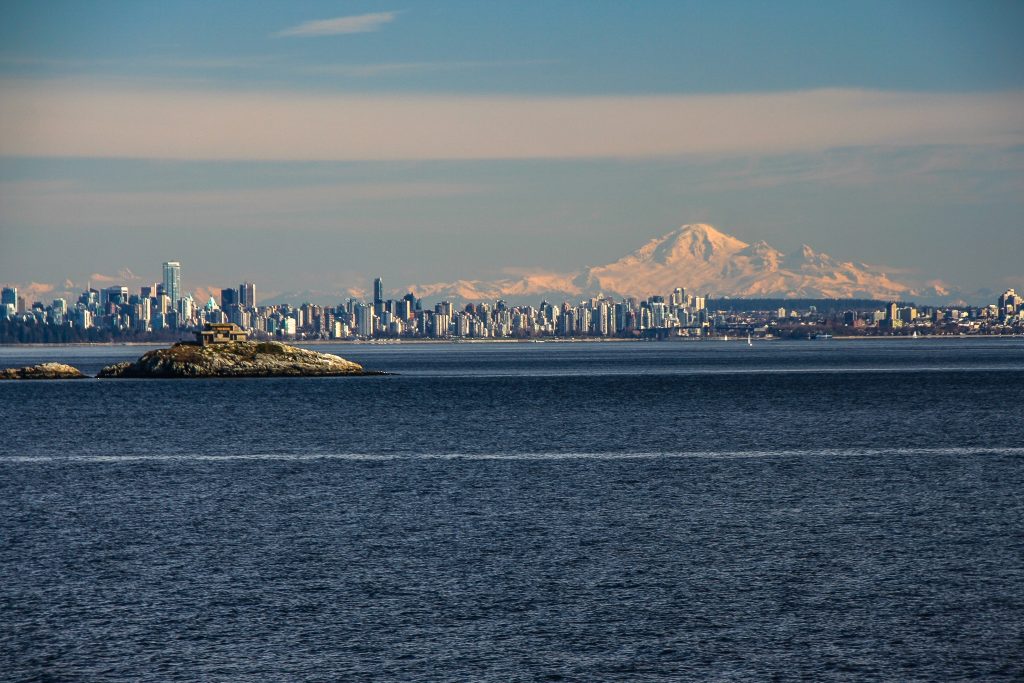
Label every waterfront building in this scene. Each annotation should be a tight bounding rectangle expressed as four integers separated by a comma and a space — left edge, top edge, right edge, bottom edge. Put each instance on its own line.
196, 322, 248, 346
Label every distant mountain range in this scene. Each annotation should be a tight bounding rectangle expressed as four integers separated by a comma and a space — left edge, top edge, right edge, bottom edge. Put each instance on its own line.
406, 223, 961, 304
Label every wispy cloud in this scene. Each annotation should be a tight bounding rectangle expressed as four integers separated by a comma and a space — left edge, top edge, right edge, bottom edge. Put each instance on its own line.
1, 82, 1022, 162
275, 11, 397, 37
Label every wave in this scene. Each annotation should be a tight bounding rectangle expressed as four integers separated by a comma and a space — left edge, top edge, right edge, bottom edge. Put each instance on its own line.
2, 445, 1023, 464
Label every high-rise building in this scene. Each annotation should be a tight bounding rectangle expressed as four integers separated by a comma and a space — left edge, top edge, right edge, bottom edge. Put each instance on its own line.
1, 286, 16, 317
239, 282, 256, 308
227, 305, 249, 330
221, 288, 239, 308
75, 308, 93, 329
433, 313, 451, 338
882, 301, 902, 329
355, 303, 374, 337
103, 286, 129, 306
162, 262, 181, 306
178, 294, 195, 324
998, 289, 1019, 317
373, 277, 384, 315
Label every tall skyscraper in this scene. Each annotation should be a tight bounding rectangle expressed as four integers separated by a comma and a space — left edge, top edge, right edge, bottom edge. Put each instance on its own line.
239, 282, 256, 308
373, 277, 385, 315
162, 262, 181, 306
221, 288, 239, 308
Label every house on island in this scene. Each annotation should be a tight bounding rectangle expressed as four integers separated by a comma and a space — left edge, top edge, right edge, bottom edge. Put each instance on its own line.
195, 322, 248, 346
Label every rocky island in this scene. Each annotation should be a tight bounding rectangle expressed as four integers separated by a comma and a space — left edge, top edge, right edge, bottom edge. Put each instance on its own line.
0, 362, 87, 380
98, 339, 367, 378
1, 325, 373, 379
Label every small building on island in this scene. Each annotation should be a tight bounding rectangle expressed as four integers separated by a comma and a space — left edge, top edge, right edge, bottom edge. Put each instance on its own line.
195, 322, 248, 346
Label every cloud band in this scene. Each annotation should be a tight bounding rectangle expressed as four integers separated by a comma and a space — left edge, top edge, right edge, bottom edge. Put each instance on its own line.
1, 82, 1021, 161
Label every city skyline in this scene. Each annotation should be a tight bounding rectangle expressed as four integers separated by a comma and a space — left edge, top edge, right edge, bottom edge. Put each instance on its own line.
2, 1, 1023, 296
2, 255, 1020, 344
3, 221, 1019, 308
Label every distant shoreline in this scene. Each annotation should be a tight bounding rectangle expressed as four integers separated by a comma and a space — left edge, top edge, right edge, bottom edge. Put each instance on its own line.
0, 334, 1020, 348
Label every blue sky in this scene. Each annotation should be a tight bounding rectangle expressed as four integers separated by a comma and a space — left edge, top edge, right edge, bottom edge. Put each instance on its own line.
1, 1, 1022, 300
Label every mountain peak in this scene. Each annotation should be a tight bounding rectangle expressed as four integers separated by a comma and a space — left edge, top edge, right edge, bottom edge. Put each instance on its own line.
673, 223, 746, 245
637, 223, 749, 264
408, 220, 938, 302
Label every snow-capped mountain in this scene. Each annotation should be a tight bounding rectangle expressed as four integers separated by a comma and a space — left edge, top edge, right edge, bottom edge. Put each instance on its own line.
405, 223, 952, 302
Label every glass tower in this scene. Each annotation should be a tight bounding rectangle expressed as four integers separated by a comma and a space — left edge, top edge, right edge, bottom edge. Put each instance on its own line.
162, 261, 181, 306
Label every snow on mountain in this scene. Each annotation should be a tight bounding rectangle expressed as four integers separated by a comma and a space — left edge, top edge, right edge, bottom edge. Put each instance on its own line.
406, 223, 951, 302
407, 272, 581, 303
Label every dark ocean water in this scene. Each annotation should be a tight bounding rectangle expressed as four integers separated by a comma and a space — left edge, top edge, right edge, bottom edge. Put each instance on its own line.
2, 339, 1023, 681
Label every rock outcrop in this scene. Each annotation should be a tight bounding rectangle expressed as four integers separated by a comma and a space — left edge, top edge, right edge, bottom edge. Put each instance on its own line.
97, 341, 367, 378
0, 362, 87, 380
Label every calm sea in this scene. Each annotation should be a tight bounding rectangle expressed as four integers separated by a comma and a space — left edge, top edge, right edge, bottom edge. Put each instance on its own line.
2, 339, 1023, 681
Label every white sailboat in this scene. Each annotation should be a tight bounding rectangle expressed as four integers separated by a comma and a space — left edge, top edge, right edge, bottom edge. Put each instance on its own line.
747, 333, 753, 346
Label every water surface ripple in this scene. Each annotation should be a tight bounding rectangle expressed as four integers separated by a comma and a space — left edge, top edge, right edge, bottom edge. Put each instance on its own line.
2, 340, 1022, 681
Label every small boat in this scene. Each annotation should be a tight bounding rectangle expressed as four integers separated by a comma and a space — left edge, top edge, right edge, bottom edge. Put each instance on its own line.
747, 333, 753, 346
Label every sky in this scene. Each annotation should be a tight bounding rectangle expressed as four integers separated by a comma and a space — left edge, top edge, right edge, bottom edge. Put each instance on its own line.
1, 0, 1022, 302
